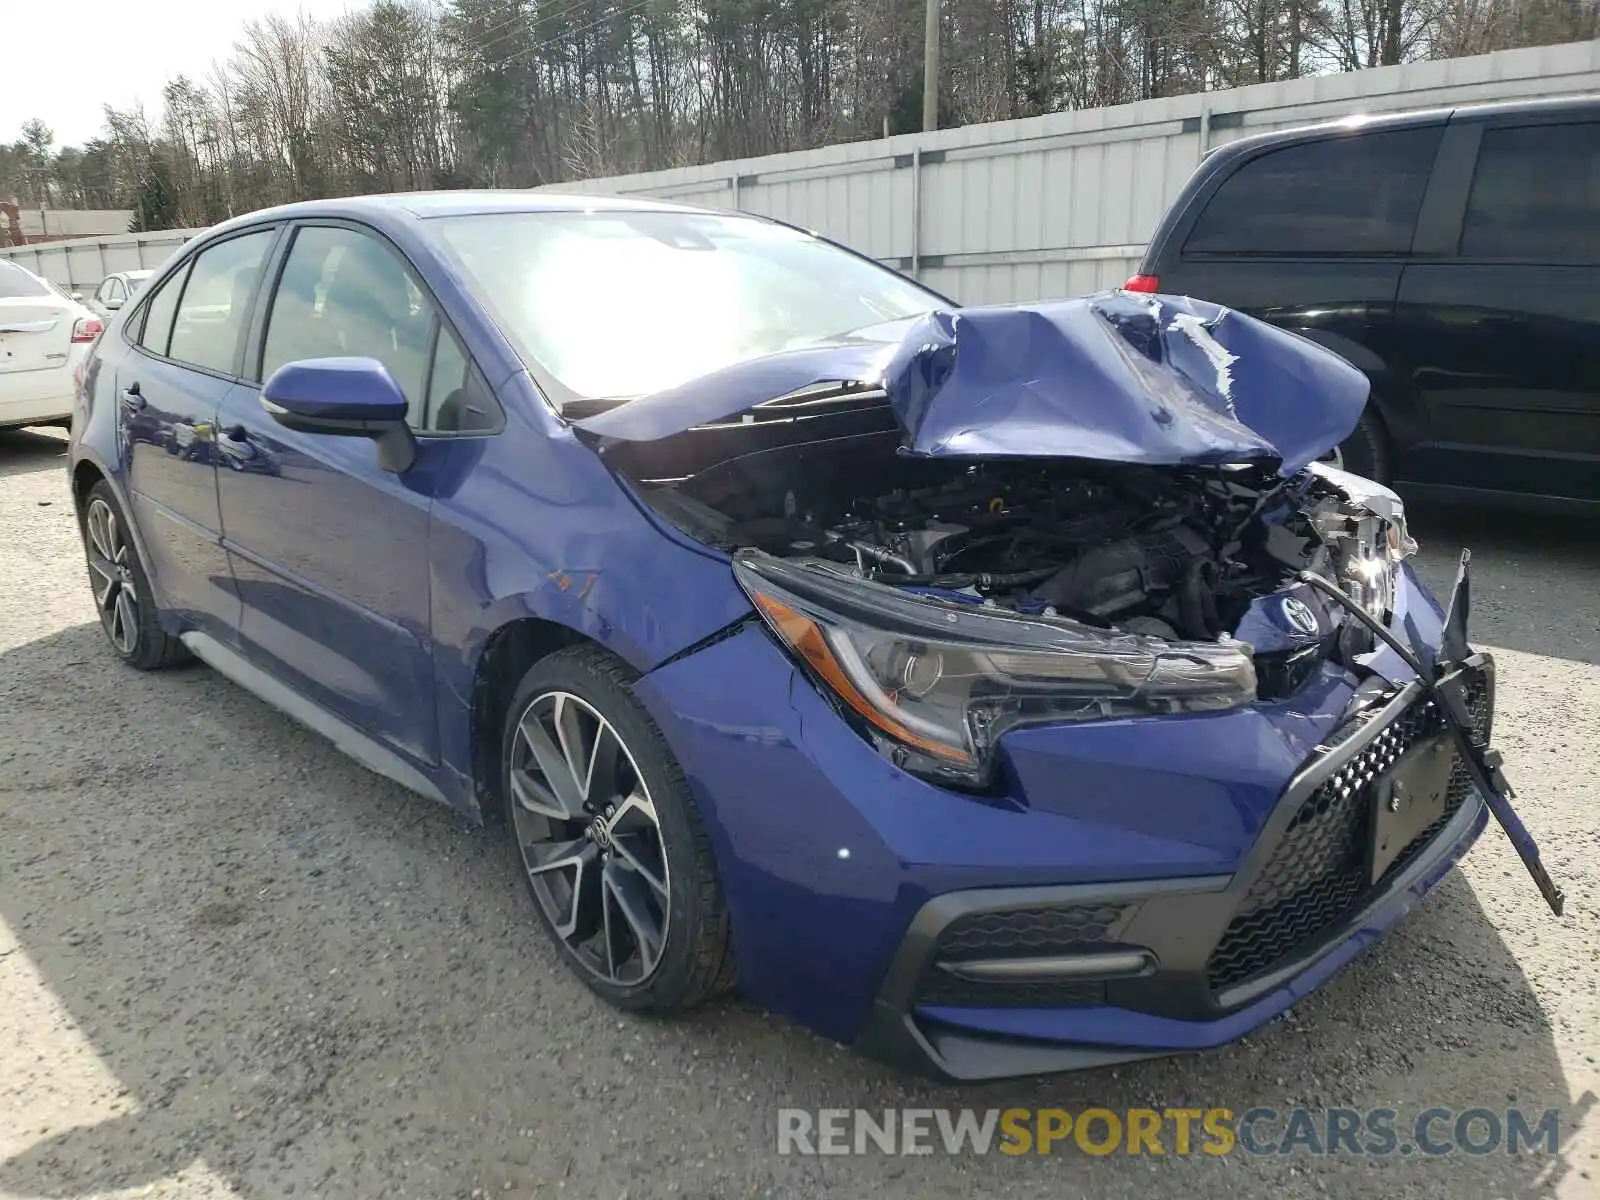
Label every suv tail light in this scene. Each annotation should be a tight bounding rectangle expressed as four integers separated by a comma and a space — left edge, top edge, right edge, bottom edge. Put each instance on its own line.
71, 316, 104, 344
1122, 273, 1160, 293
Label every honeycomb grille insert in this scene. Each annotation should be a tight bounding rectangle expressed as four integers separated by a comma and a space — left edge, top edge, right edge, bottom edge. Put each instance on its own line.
913, 903, 1128, 1009
1206, 682, 1487, 995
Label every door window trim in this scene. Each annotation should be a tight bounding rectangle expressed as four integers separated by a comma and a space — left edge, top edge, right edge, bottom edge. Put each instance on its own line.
248, 217, 504, 439
123, 224, 283, 383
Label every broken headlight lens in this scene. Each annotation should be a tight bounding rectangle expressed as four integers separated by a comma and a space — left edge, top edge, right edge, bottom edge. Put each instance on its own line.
1307, 461, 1417, 623
733, 551, 1256, 786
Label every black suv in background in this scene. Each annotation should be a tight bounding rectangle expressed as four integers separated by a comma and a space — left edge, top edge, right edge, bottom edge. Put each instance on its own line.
1127, 95, 1599, 511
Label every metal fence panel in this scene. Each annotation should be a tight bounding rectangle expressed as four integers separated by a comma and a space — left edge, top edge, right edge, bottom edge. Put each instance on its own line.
0, 229, 201, 296
539, 39, 1600, 304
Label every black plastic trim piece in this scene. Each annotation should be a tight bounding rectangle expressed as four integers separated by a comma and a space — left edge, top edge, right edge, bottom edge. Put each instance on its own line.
853, 875, 1228, 1079
646, 614, 759, 673
1411, 122, 1482, 257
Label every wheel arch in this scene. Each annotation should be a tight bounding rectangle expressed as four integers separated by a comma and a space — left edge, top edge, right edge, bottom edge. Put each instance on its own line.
467, 616, 594, 824
71, 457, 106, 519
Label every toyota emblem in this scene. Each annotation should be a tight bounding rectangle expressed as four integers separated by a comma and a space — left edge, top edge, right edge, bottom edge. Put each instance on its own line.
1280, 596, 1320, 636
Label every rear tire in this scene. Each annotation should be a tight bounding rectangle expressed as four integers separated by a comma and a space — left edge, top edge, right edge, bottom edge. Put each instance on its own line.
501, 644, 736, 1012
80, 481, 189, 670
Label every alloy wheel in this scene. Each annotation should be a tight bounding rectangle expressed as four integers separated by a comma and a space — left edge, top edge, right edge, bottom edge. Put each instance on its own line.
509, 691, 671, 985
85, 497, 139, 655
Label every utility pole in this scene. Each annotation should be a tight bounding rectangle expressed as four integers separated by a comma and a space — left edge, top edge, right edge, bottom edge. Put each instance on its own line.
922, 0, 940, 132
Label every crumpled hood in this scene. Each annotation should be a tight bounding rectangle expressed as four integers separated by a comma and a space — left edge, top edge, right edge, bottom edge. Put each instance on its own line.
573, 291, 1369, 476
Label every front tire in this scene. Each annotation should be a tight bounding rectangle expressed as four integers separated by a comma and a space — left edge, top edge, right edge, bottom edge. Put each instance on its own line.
1327, 405, 1391, 484
80, 481, 188, 670
501, 644, 736, 1012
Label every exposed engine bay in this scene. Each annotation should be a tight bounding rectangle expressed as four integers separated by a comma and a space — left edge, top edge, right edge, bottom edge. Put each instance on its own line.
628, 427, 1409, 663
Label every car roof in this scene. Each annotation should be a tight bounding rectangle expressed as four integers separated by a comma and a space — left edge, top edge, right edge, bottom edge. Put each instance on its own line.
212, 189, 719, 233
1204, 93, 1600, 166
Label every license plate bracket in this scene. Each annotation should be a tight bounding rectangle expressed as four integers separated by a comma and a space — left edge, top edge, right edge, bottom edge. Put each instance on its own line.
1367, 732, 1456, 885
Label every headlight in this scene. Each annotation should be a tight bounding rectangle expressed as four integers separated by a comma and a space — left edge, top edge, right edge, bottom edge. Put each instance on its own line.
1307, 462, 1416, 623
733, 552, 1257, 786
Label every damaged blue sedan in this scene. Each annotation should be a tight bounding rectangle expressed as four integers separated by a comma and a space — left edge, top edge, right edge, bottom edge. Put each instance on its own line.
67, 193, 1561, 1081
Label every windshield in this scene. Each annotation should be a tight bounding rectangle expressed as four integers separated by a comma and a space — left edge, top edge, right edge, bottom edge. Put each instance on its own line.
430, 209, 939, 404
0, 262, 50, 299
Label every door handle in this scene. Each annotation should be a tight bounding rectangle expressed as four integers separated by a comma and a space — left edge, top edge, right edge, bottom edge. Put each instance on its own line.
120, 383, 145, 411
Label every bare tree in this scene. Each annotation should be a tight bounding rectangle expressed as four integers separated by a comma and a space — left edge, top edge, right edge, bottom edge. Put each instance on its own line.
9, 0, 1592, 226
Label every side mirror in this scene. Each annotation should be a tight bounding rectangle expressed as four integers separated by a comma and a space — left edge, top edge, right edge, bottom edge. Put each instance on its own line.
104, 296, 124, 311
262, 356, 417, 472
70, 291, 83, 301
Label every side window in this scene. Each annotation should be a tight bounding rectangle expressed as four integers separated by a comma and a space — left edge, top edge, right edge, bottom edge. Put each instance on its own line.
424, 327, 500, 433
136, 264, 189, 358
1185, 127, 1442, 256
1461, 123, 1600, 261
168, 230, 275, 374
106, 278, 125, 304
261, 226, 432, 420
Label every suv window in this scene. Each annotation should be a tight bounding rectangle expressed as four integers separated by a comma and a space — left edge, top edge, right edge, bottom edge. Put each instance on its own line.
1461, 122, 1600, 261
1185, 127, 1442, 256
262, 226, 433, 423
136, 264, 190, 358
168, 230, 275, 374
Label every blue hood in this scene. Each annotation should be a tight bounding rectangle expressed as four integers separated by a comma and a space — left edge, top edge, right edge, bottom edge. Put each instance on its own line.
573, 292, 1369, 476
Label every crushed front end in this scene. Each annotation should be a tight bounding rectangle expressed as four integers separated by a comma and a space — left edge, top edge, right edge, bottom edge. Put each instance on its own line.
600, 294, 1555, 1080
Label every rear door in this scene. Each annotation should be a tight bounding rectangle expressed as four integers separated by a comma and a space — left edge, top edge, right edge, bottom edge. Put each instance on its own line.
119, 227, 279, 639
0, 262, 76, 408
1393, 112, 1600, 504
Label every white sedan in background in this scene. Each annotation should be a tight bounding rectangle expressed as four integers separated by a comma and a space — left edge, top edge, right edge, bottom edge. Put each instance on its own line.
0, 260, 103, 430
86, 269, 153, 320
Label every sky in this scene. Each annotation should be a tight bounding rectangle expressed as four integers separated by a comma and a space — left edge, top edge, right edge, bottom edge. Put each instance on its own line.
3, 0, 358, 150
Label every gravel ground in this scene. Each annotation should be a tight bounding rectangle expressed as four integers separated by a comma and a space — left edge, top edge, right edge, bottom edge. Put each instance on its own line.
1, 425, 1595, 1200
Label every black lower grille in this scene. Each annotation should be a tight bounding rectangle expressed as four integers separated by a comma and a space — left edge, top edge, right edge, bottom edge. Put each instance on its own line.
935, 904, 1128, 957
1206, 683, 1487, 994
913, 903, 1127, 1009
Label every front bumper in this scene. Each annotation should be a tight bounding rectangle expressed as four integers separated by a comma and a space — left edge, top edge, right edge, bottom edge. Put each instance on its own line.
852, 674, 1493, 1080
0, 374, 75, 427
631, 563, 1495, 1077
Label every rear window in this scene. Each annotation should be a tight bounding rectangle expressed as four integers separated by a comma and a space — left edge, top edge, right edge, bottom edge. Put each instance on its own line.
0, 261, 50, 298
1461, 122, 1600, 261
1185, 127, 1441, 256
